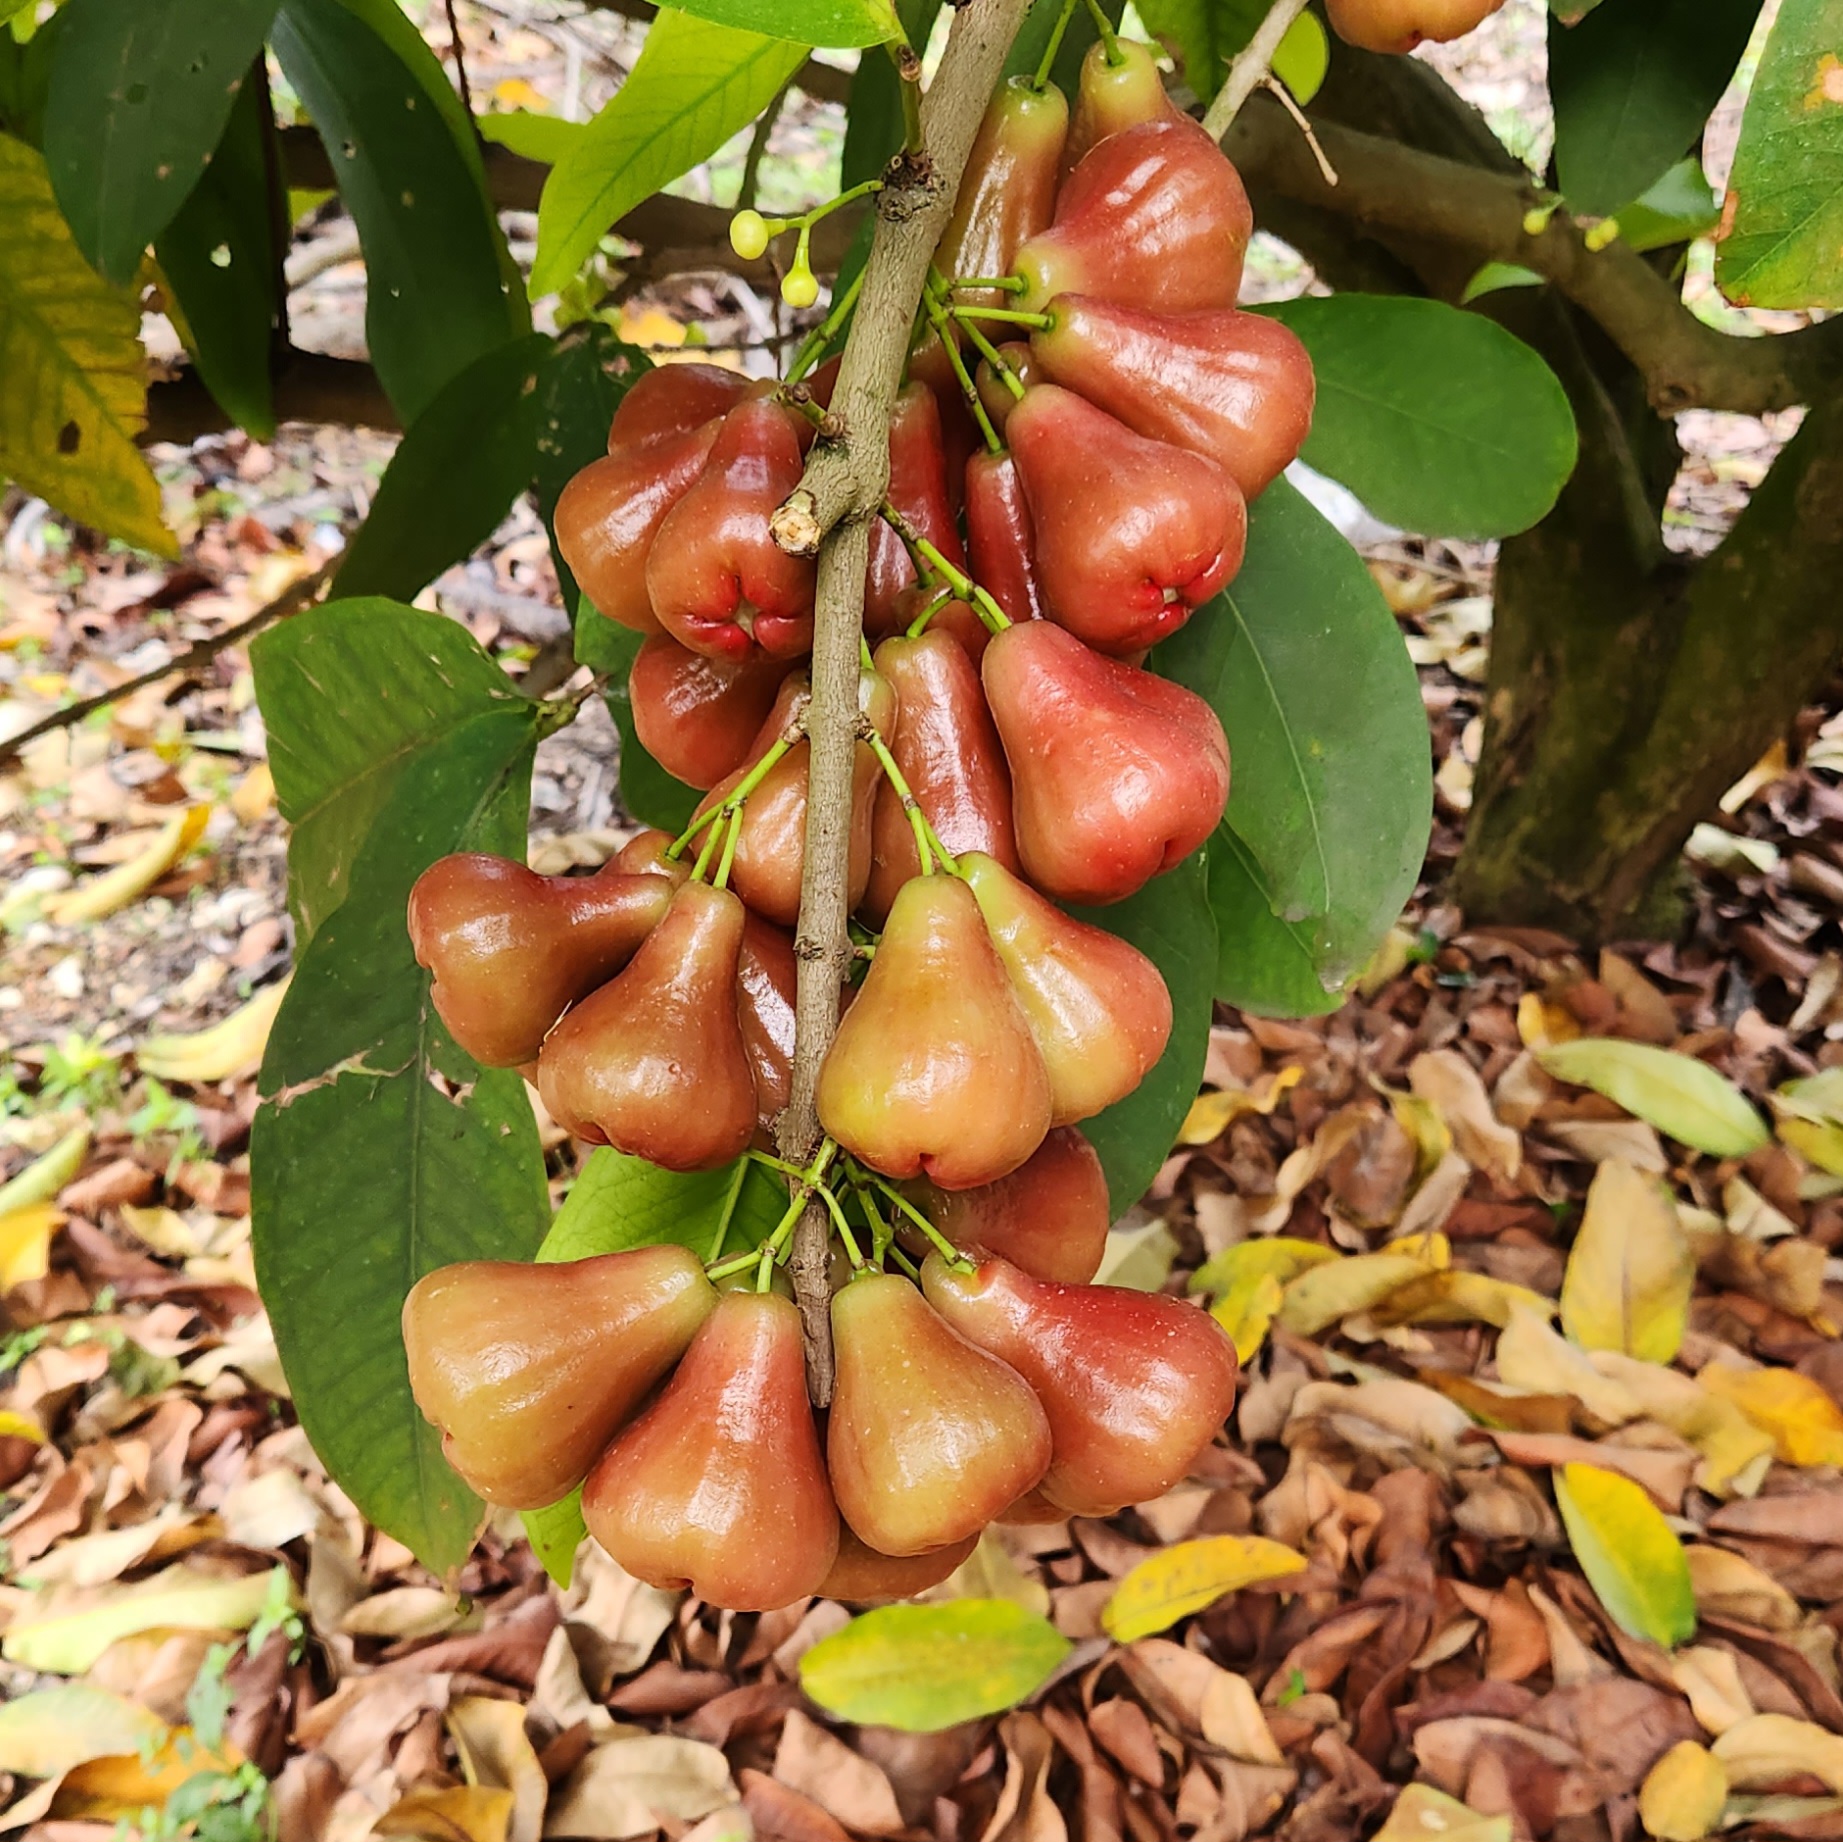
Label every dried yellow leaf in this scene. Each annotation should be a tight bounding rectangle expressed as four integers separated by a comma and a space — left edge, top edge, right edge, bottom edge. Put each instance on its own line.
0, 1201, 63, 1290
1639, 1740, 1728, 1841
1713, 1713, 1843, 1793
1102, 1536, 1308, 1644
1372, 1783, 1512, 1842
1696, 1363, 1843, 1468
46, 804, 210, 924
1178, 1066, 1304, 1146
1561, 1158, 1695, 1364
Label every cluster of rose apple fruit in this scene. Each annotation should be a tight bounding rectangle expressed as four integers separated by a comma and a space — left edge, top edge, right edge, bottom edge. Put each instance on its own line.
390, 0, 1495, 1613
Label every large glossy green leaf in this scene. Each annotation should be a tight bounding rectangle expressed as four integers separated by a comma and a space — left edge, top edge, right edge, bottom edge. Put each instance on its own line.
538, 1148, 791, 1265
532, 324, 650, 614
1069, 851, 1216, 1218
1157, 477, 1431, 1003
573, 601, 702, 834
43, 0, 279, 285
272, 0, 526, 422
1207, 829, 1342, 1017
1131, 0, 1261, 101
333, 333, 552, 603
532, 11, 806, 299
155, 69, 277, 436
801, 1600, 1071, 1732
672, 0, 896, 47
1717, 0, 1843, 309
259, 597, 536, 944
1549, 0, 1760, 216
1262, 295, 1577, 540
0, 132, 172, 555
251, 601, 549, 1576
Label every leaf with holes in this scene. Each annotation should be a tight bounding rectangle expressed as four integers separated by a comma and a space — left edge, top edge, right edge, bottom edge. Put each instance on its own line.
43, 0, 280, 285
0, 134, 172, 555
251, 600, 549, 1575
531, 10, 807, 298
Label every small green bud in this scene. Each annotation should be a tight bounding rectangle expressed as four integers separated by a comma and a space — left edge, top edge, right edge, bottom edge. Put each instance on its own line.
781, 263, 820, 310
730, 209, 771, 261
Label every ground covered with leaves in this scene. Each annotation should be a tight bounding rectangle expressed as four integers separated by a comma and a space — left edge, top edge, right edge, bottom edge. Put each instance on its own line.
9, 3, 1843, 1839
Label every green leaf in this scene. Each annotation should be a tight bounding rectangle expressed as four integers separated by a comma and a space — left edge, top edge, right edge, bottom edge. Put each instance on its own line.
1069, 850, 1217, 1218
1549, 0, 1760, 216
479, 108, 586, 165
333, 333, 552, 603
671, 0, 895, 47
800, 1600, 1071, 1732
251, 601, 549, 1575
1717, 0, 1843, 309
1262, 295, 1578, 539
1002, 0, 1121, 91
1157, 476, 1431, 1000
532, 11, 807, 299
1537, 1037, 1771, 1156
43, 0, 279, 285
1131, 0, 1262, 101
533, 325, 650, 614
1270, 10, 1327, 107
522, 1489, 585, 1587
1554, 1461, 1696, 1648
1615, 157, 1722, 253
1460, 261, 1545, 304
573, 600, 703, 834
260, 596, 534, 943
271, 0, 527, 422
538, 1148, 790, 1264
0, 132, 172, 555
1207, 827, 1343, 1017
155, 69, 277, 436
842, 0, 939, 187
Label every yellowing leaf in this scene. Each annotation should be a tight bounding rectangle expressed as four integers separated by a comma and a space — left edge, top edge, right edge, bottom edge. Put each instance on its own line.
1772, 1069, 1843, 1176
1102, 1536, 1308, 1644
2, 1563, 289, 1674
1697, 1364, 1843, 1468
1712, 1713, 1843, 1794
1518, 990, 1581, 1049
1589, 1352, 1775, 1500
1639, 1740, 1728, 1842
800, 1600, 1070, 1733
1190, 1236, 1339, 1300
1373, 1784, 1512, 1842
1498, 1303, 1645, 1427
1211, 1270, 1285, 1363
58, 1730, 243, 1816
375, 1785, 514, 1842
0, 1201, 62, 1289
1537, 1038, 1769, 1157
46, 805, 210, 924
1561, 1158, 1695, 1363
1553, 1462, 1696, 1649
1368, 1268, 1555, 1330
1178, 1066, 1304, 1145
0, 1410, 45, 1442
137, 976, 289, 1084
0, 1124, 89, 1217
0, 137, 173, 556
1278, 1244, 1442, 1337
0, 1686, 166, 1778
1409, 1049, 1521, 1182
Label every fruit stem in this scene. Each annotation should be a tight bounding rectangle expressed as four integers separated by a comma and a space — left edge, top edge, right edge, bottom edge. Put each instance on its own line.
870, 1175, 977, 1273
921, 285, 1002, 453
863, 723, 953, 877
882, 502, 1012, 636
953, 312, 1026, 402
949, 303, 1052, 330
690, 812, 726, 882
785, 267, 867, 386
946, 275, 1028, 295
819, 1181, 870, 1270
1031, 0, 1080, 89
711, 806, 744, 890
904, 584, 957, 640
1082, 0, 1122, 66
666, 730, 799, 861
856, 1182, 894, 1264
705, 1156, 751, 1262
891, 40, 925, 154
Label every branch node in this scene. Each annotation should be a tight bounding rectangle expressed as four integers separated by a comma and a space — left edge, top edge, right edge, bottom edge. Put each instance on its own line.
770, 490, 824, 557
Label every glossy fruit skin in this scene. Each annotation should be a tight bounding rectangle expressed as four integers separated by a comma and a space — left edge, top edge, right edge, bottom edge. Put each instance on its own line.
866, 385, 966, 638
974, 342, 1039, 438
965, 450, 1046, 627
407, 855, 674, 1067
615, 829, 692, 885
629, 635, 793, 791
1032, 296, 1315, 501
820, 1528, 978, 1604
1063, 38, 1182, 170
921, 1252, 1238, 1516
905, 334, 978, 511
864, 631, 1017, 923
583, 1291, 839, 1611
818, 875, 1052, 1189
1008, 384, 1245, 654
894, 581, 993, 666
935, 76, 1069, 308
828, 1274, 1052, 1554
1014, 119, 1253, 316
737, 912, 797, 1131
1324, 0, 1504, 53
910, 1126, 1112, 1285
607, 361, 761, 451
647, 398, 817, 661
983, 621, 1229, 905
536, 880, 757, 1169
960, 852, 1172, 1125
692, 670, 891, 927
402, 1245, 716, 1509
556, 425, 718, 635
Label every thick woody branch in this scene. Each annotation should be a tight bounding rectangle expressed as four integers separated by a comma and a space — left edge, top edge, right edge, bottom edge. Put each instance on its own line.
772, 0, 1034, 1403
1224, 97, 1843, 416
145, 351, 397, 444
